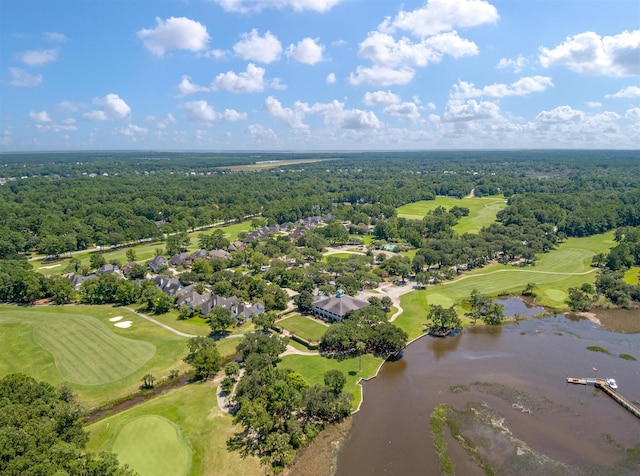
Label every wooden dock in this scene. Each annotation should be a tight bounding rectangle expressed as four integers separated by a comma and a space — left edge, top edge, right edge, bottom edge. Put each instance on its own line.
566, 377, 640, 419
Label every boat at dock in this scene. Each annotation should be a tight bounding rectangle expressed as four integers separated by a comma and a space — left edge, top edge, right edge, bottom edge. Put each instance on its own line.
566, 376, 639, 419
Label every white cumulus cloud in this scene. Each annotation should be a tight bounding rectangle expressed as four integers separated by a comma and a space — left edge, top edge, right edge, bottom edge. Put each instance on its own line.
83, 94, 131, 121
363, 90, 401, 106
536, 105, 585, 123
384, 102, 421, 122
29, 111, 53, 123
326, 72, 336, 84
606, 85, 640, 98
497, 55, 528, 73
625, 108, 640, 120
451, 76, 554, 98
177, 75, 210, 96
263, 96, 308, 129
380, 0, 499, 38
286, 38, 326, 64
539, 30, 640, 77
183, 100, 247, 122
233, 29, 282, 64
119, 124, 148, 137
442, 99, 501, 122
246, 123, 277, 141
215, 0, 342, 13
341, 109, 382, 129
44, 32, 67, 42
212, 63, 266, 93
137, 17, 210, 56
349, 65, 415, 86
9, 67, 42, 87
19, 49, 58, 66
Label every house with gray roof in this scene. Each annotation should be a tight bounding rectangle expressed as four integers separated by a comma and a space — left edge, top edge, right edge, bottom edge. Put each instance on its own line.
311, 290, 369, 322
148, 255, 168, 273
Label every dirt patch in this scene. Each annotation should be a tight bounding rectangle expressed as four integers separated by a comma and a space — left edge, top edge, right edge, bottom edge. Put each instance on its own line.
282, 418, 353, 476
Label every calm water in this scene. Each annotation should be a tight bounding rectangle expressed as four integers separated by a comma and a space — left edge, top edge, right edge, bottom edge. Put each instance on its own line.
336, 302, 640, 475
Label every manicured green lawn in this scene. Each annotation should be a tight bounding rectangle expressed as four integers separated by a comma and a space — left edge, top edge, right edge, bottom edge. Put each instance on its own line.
623, 267, 640, 285
143, 308, 211, 336
0, 305, 190, 407
279, 353, 383, 411
396, 196, 507, 234
187, 221, 251, 250
394, 232, 617, 340
278, 315, 328, 342
112, 415, 192, 476
87, 380, 261, 476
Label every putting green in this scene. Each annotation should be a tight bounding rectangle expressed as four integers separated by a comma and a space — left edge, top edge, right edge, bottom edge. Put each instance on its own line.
0, 310, 155, 385
543, 289, 567, 302
112, 415, 192, 476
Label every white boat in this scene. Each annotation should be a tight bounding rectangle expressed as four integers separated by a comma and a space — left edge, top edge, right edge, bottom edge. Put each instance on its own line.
606, 378, 618, 390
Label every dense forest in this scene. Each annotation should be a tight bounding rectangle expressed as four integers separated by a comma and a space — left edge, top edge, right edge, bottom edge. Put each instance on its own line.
0, 150, 639, 311
1, 150, 639, 259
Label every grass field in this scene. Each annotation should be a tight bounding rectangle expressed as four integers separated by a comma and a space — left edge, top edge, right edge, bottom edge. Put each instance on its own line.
34, 220, 252, 276
278, 315, 328, 342
623, 267, 640, 285
394, 232, 617, 340
112, 415, 192, 476
396, 196, 507, 234
87, 380, 262, 476
279, 353, 383, 411
0, 305, 191, 407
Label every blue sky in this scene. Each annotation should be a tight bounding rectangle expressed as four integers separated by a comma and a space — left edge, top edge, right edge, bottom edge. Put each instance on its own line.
1, 0, 639, 151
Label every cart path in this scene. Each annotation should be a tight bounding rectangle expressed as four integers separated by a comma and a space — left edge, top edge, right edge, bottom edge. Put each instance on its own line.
123, 307, 200, 338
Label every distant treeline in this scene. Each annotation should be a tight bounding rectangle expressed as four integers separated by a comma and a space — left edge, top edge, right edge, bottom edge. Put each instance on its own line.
0, 150, 639, 259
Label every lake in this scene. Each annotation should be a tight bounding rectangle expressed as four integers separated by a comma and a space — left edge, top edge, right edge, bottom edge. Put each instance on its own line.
336, 300, 640, 475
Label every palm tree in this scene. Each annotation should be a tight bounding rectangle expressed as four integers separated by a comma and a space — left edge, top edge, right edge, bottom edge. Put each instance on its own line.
356, 341, 366, 372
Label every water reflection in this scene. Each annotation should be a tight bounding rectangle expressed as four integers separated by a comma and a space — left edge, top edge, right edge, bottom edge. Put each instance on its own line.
337, 315, 640, 475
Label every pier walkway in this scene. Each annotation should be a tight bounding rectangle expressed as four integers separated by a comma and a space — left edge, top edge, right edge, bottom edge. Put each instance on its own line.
566, 377, 640, 419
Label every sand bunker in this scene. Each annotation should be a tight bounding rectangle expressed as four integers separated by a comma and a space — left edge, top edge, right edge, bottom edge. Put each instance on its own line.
109, 316, 123, 322
114, 321, 132, 328
39, 264, 61, 269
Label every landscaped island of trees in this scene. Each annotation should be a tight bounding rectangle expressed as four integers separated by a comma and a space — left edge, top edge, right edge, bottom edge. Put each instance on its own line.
1, 150, 639, 475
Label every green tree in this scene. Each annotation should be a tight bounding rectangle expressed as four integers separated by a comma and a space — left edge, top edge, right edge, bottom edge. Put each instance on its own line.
48, 275, 75, 304
184, 337, 222, 379
209, 306, 236, 335
125, 262, 146, 280
356, 341, 366, 371
225, 361, 241, 381
323, 370, 346, 395
0, 374, 134, 476
125, 248, 137, 262
566, 287, 593, 312
294, 290, 314, 314
427, 304, 462, 331
89, 252, 106, 270
253, 310, 277, 332
141, 373, 155, 388
483, 302, 505, 325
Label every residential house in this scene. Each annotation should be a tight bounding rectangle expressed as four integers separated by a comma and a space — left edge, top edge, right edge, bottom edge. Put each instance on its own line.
209, 249, 230, 260
228, 240, 245, 252
169, 252, 191, 267
311, 289, 369, 322
148, 255, 168, 273
96, 264, 119, 275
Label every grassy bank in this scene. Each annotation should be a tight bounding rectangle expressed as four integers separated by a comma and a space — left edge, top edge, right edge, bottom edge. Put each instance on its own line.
86, 380, 261, 476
